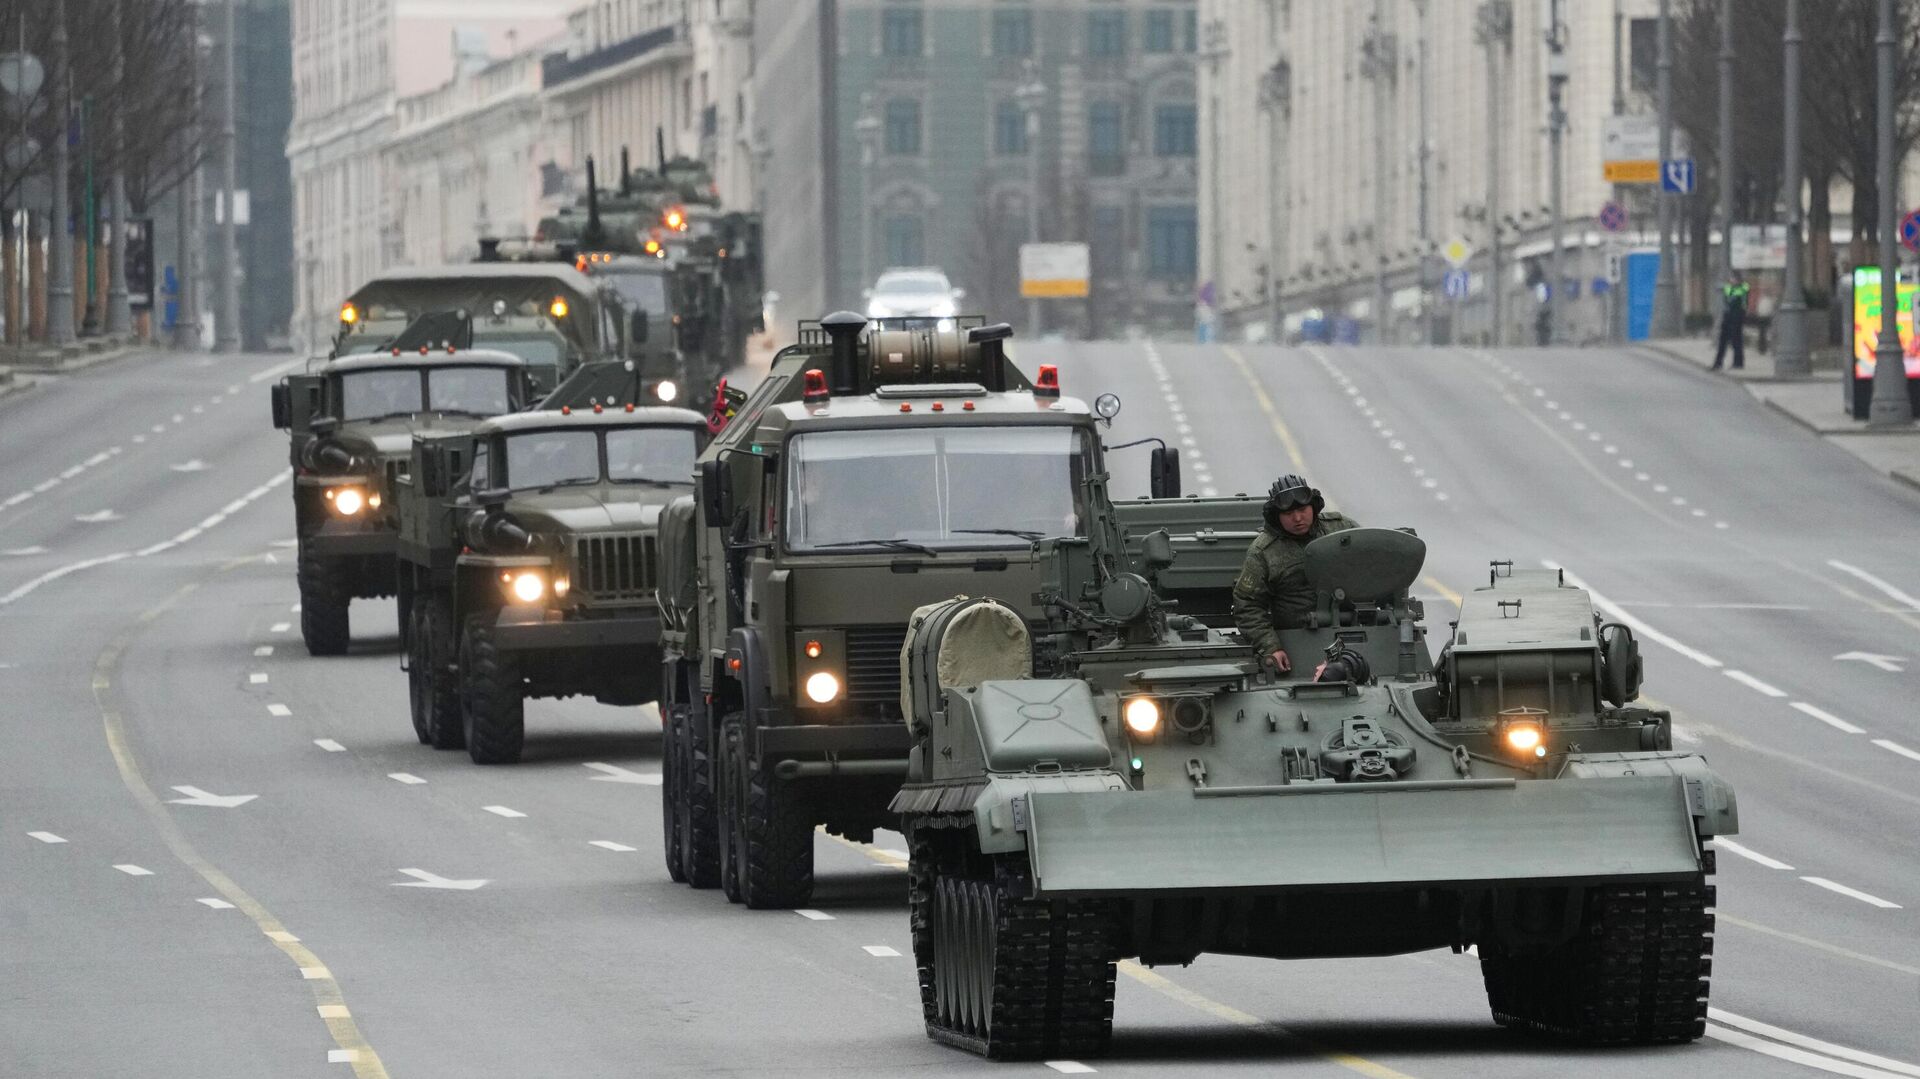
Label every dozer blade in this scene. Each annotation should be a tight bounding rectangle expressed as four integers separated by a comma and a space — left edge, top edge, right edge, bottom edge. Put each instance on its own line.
1024, 776, 1703, 898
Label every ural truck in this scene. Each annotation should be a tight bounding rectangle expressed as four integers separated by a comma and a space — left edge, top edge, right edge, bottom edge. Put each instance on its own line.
394, 401, 707, 763
654, 312, 1179, 907
892, 497, 1739, 1059
270, 348, 537, 655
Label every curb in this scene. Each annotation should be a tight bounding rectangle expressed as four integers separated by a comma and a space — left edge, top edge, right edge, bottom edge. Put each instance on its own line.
1895, 469, 1920, 496
1, 341, 145, 376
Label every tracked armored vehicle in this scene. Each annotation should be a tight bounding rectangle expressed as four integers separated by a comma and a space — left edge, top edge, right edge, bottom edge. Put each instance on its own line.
893, 500, 1738, 1060
271, 347, 537, 656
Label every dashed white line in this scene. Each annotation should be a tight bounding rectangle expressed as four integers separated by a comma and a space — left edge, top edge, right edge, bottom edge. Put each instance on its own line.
1722, 670, 1787, 698
589, 840, 637, 852
1873, 739, 1920, 763
388, 773, 427, 785
1791, 702, 1866, 735
197, 897, 236, 909
313, 739, 346, 752
1714, 838, 1794, 871
267, 703, 292, 717
113, 864, 153, 876
249, 672, 269, 685
862, 945, 902, 957
270, 622, 291, 633
796, 909, 835, 921
27, 831, 67, 844
1800, 877, 1902, 909
483, 805, 527, 818
1547, 562, 1723, 669
253, 646, 273, 657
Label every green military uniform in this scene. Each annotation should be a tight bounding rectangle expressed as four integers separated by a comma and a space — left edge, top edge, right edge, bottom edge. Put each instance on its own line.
1230, 512, 1358, 656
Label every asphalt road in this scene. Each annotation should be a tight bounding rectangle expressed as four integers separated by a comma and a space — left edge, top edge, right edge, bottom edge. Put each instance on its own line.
4, 342, 1918, 1079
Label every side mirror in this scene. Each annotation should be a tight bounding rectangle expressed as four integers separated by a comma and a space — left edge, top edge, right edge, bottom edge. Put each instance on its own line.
1601, 623, 1643, 705
1149, 445, 1182, 499
1140, 529, 1177, 573
951, 287, 966, 301
270, 382, 291, 429
699, 457, 731, 523
631, 310, 650, 344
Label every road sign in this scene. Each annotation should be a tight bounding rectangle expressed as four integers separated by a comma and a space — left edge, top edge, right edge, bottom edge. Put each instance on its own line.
1605, 250, 1624, 283
1661, 159, 1696, 194
1901, 209, 1920, 253
1020, 242, 1090, 298
1442, 269, 1471, 300
1731, 224, 1788, 269
1441, 237, 1473, 267
1599, 201, 1627, 233
1602, 115, 1659, 184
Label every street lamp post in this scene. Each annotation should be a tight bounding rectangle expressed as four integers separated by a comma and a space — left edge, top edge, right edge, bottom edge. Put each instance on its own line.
1545, 0, 1568, 346
1871, 0, 1914, 425
46, 0, 73, 346
1415, 0, 1434, 346
1716, 0, 1735, 288
105, 0, 129, 336
1775, 0, 1810, 376
1475, 2, 1511, 347
1652, 0, 1682, 338
852, 93, 880, 308
215, 0, 239, 353
1362, 4, 1394, 345
1016, 61, 1047, 337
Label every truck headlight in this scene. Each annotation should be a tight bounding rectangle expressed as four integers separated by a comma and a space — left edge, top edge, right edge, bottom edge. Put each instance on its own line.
506, 570, 546, 603
1123, 696, 1161, 736
327, 487, 366, 516
805, 671, 841, 704
654, 379, 679, 403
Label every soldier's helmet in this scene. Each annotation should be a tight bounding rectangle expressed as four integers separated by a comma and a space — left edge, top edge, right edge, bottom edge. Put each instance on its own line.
1263, 473, 1324, 528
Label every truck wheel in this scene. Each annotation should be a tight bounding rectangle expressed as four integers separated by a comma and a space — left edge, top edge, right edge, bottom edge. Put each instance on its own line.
405, 602, 433, 744
395, 574, 415, 651
918, 851, 1116, 1060
681, 704, 721, 889
1479, 877, 1713, 1044
718, 715, 813, 908
661, 705, 688, 883
416, 596, 463, 749
459, 614, 524, 764
297, 541, 351, 656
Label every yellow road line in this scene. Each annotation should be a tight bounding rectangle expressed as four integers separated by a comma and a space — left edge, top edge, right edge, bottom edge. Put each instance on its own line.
1222, 345, 1310, 474
94, 565, 390, 1079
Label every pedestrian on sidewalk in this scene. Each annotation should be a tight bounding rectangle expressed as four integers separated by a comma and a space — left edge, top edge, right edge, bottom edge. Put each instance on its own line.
1712, 271, 1750, 371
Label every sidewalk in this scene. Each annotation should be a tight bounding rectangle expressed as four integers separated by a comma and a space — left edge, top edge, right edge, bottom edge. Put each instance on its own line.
0, 335, 149, 401
1638, 334, 1920, 494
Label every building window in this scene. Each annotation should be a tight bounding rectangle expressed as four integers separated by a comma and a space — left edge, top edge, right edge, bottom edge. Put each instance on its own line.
882, 7, 923, 56
884, 214, 925, 267
1144, 9, 1174, 53
991, 7, 1034, 57
884, 98, 922, 154
1091, 206, 1126, 279
1088, 101, 1124, 175
994, 100, 1029, 155
1087, 10, 1126, 57
1182, 8, 1199, 52
1153, 104, 1196, 157
1146, 206, 1197, 280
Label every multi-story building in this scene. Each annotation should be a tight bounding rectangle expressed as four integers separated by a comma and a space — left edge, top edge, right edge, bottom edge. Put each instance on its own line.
756, 0, 1200, 336
1202, 0, 1662, 345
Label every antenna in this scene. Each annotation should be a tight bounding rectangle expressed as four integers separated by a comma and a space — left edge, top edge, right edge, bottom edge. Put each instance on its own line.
619, 147, 632, 197
582, 157, 605, 247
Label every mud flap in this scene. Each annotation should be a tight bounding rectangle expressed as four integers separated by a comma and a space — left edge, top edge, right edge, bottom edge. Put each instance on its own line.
1024, 776, 1703, 898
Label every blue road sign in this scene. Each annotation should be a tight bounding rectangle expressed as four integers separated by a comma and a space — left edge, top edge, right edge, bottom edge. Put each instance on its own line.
1599, 201, 1627, 232
1901, 208, 1920, 253
1443, 268, 1471, 300
1661, 159, 1696, 194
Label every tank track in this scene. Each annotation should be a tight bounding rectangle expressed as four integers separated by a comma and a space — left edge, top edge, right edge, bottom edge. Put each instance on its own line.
909, 817, 1117, 1060
1481, 868, 1714, 1044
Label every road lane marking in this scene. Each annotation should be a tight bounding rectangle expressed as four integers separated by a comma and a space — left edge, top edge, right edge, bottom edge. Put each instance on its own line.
314, 739, 346, 752
1791, 702, 1865, 735
796, 909, 835, 921
114, 864, 153, 876
1706, 1024, 1919, 1079
318, 1005, 351, 1020
1546, 563, 1723, 668
862, 945, 901, 957
583, 762, 661, 784
1712, 1009, 1920, 1077
254, 646, 273, 656
270, 622, 290, 633
197, 897, 235, 909
249, 356, 306, 383
1800, 877, 1902, 909
28, 831, 67, 843
1046, 1064, 1097, 1074
328, 1049, 359, 1064
1723, 670, 1786, 697
249, 672, 268, 684
482, 805, 526, 818
268, 703, 292, 716
1713, 838, 1794, 870
1828, 559, 1920, 610
301, 966, 333, 980
266, 930, 300, 943
387, 773, 426, 785
1873, 739, 1920, 762
589, 840, 637, 852
392, 867, 488, 890
1222, 345, 1308, 472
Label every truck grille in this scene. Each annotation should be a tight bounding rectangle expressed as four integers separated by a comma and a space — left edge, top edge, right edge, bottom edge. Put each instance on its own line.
845, 624, 909, 704
571, 532, 658, 603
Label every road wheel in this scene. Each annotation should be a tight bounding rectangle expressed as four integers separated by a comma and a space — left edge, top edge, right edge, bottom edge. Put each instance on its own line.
662, 705, 689, 884
419, 596, 463, 750
682, 704, 721, 889
405, 601, 432, 744
297, 540, 351, 656
717, 715, 745, 903
723, 715, 814, 910
1479, 877, 1713, 1044
459, 613, 524, 764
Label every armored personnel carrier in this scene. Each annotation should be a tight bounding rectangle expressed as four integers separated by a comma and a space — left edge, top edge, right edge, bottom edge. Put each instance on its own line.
393, 399, 706, 762
893, 500, 1737, 1060
270, 347, 537, 655
654, 313, 1178, 907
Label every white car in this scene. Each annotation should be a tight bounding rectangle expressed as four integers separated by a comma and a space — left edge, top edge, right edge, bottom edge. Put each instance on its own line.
864, 268, 964, 324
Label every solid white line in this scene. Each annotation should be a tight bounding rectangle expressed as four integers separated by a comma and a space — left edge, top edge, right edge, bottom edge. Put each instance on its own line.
1047, 1063, 1098, 1075
862, 945, 901, 957
0, 551, 133, 606
1712, 1009, 1920, 1078
27, 831, 67, 844
1828, 559, 1920, 611
795, 909, 835, 921
1801, 877, 1902, 909
1713, 838, 1794, 871
1873, 739, 1920, 763
249, 356, 306, 383
253, 646, 273, 657
1546, 562, 1723, 668
114, 864, 153, 876
483, 805, 527, 818
589, 840, 636, 852
1708, 1024, 1918, 1079
267, 703, 292, 717
1791, 702, 1866, 735
134, 541, 176, 558
313, 739, 345, 752
1723, 670, 1787, 698
388, 773, 427, 785
196, 897, 235, 909
249, 672, 268, 684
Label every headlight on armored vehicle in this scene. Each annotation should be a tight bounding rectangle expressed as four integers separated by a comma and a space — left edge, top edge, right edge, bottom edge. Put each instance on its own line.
1498, 708, 1549, 758
805, 671, 841, 704
1123, 696, 1162, 736
326, 486, 367, 516
504, 570, 547, 604
654, 380, 679, 403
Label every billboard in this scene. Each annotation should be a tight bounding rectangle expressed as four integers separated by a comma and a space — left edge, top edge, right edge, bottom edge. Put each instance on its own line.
1019, 242, 1090, 298
1850, 266, 1920, 379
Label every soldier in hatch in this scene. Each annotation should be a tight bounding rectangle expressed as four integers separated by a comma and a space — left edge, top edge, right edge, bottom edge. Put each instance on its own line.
1230, 474, 1358, 674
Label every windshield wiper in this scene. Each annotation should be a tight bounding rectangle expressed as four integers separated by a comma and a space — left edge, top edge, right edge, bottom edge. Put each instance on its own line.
951, 528, 1048, 541
352, 409, 426, 424
429, 407, 500, 419
609, 477, 694, 487
815, 538, 939, 556
527, 477, 601, 494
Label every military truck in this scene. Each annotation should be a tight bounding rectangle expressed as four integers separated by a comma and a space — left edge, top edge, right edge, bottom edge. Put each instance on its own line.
891, 497, 1738, 1059
393, 400, 708, 763
574, 253, 695, 406
332, 263, 615, 394
270, 347, 538, 655
654, 313, 1178, 907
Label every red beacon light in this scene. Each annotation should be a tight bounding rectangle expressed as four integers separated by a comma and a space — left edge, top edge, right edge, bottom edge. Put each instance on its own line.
624, 402, 635, 412
560, 406, 572, 415
593, 403, 604, 414
1034, 364, 1061, 398
802, 368, 830, 402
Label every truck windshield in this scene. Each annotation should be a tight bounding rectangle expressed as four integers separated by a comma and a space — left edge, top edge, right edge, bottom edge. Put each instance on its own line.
785, 426, 1088, 551
607, 427, 697, 485
504, 430, 601, 490
604, 269, 670, 315
425, 367, 513, 414
338, 369, 424, 420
